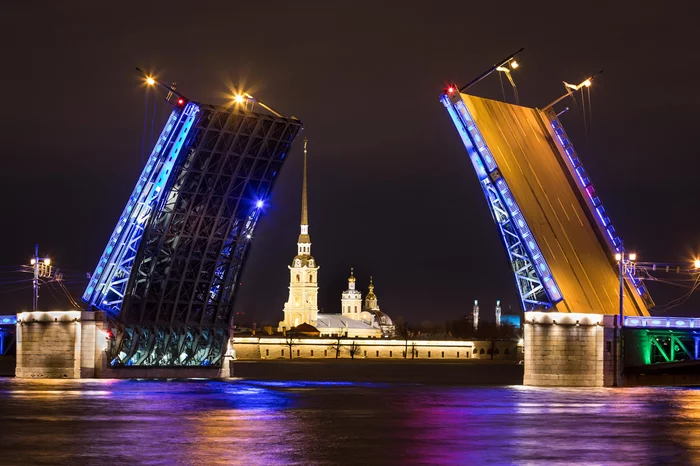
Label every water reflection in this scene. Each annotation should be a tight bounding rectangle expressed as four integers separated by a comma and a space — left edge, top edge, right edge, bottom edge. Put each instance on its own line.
0, 379, 698, 465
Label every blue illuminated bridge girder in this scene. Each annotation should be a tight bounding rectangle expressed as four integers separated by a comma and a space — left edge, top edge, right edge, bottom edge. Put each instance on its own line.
84, 101, 302, 367
441, 91, 650, 316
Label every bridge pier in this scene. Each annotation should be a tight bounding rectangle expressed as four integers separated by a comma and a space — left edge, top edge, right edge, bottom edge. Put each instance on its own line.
523, 312, 618, 387
15, 311, 232, 379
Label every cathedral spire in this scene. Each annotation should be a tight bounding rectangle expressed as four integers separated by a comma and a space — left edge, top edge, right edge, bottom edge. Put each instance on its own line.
298, 138, 311, 249
301, 138, 308, 228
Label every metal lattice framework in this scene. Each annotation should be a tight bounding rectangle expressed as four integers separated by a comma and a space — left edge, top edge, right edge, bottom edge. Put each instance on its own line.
442, 94, 561, 311
84, 98, 302, 367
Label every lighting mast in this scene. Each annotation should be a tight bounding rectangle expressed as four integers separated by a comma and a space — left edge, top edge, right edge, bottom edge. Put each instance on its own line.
30, 244, 52, 312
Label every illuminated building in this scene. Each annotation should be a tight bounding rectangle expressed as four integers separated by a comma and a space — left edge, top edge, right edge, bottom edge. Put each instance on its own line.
341, 268, 362, 319
278, 147, 392, 338
83, 90, 302, 369
279, 140, 319, 331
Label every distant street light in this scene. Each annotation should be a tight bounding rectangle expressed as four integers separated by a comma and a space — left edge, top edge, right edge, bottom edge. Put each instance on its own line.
615, 251, 636, 386
496, 61, 520, 104
694, 259, 700, 269
30, 244, 52, 312
146, 76, 156, 86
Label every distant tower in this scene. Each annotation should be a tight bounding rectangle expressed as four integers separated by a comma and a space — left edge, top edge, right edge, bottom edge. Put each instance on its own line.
495, 300, 502, 327
341, 267, 362, 320
364, 276, 380, 311
473, 299, 479, 331
279, 139, 319, 331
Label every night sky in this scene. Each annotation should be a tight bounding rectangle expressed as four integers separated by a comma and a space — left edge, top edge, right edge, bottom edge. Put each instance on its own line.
2, 2, 699, 324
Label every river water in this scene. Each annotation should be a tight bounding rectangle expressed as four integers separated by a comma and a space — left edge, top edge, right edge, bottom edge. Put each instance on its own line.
0, 378, 698, 465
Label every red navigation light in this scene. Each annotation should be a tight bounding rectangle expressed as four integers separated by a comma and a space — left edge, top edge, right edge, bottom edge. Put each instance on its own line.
177, 98, 185, 106
447, 86, 455, 94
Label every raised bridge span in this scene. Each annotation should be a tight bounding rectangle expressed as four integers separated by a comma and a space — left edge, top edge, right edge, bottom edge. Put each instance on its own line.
441, 90, 652, 316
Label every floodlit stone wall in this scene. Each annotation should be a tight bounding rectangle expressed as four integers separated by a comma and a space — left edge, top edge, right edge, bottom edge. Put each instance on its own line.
16, 311, 83, 378
524, 312, 617, 387
233, 337, 521, 361
15, 310, 231, 379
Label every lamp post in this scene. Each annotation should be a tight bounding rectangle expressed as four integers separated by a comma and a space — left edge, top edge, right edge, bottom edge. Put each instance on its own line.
614, 251, 636, 386
30, 244, 52, 312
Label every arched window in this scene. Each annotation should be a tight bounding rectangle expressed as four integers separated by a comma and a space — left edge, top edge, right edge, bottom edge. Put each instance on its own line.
441, 351, 445, 358
309, 275, 313, 283
354, 306, 358, 313
504, 348, 510, 355
487, 348, 493, 355
480, 348, 485, 354
296, 274, 300, 282
495, 348, 500, 355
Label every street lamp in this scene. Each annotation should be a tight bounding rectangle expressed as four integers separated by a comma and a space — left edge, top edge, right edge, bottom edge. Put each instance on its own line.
496, 60, 520, 104
30, 244, 52, 312
694, 258, 700, 269
615, 251, 636, 386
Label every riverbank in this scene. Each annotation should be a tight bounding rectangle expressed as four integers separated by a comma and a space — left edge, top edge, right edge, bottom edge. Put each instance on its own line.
233, 359, 523, 385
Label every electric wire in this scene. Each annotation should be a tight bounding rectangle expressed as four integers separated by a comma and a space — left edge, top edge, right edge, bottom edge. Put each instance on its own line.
150, 86, 157, 153
499, 72, 507, 102
141, 86, 150, 164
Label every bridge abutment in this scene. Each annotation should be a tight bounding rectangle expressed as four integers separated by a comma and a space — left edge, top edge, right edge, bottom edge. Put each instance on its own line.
524, 312, 618, 387
15, 311, 231, 379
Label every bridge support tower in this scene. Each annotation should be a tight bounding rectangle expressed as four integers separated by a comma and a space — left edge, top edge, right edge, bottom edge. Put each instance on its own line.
523, 312, 618, 387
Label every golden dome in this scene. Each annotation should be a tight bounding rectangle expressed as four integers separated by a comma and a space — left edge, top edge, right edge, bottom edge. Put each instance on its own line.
348, 267, 356, 283
365, 276, 377, 300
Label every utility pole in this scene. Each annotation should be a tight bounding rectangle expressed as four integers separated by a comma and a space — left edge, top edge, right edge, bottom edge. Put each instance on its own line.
30, 244, 52, 312
614, 251, 636, 387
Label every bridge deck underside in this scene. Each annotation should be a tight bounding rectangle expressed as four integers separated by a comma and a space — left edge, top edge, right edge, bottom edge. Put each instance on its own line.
463, 94, 646, 316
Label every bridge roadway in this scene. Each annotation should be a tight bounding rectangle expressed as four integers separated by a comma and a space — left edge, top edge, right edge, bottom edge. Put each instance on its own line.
462, 94, 646, 316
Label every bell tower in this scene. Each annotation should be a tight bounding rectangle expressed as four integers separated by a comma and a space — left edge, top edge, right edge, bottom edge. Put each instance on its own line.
279, 139, 319, 331
341, 268, 362, 320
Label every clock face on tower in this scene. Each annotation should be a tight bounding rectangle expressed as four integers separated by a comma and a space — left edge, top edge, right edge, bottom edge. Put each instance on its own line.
309, 259, 314, 266
295, 259, 301, 267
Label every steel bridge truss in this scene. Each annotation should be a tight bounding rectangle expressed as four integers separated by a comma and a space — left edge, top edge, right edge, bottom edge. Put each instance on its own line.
482, 175, 549, 308
84, 104, 200, 312
106, 320, 229, 367
543, 108, 654, 308
85, 100, 302, 367
442, 94, 562, 311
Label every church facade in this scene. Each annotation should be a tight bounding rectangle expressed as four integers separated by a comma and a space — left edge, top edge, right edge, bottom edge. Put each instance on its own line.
278, 140, 394, 338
